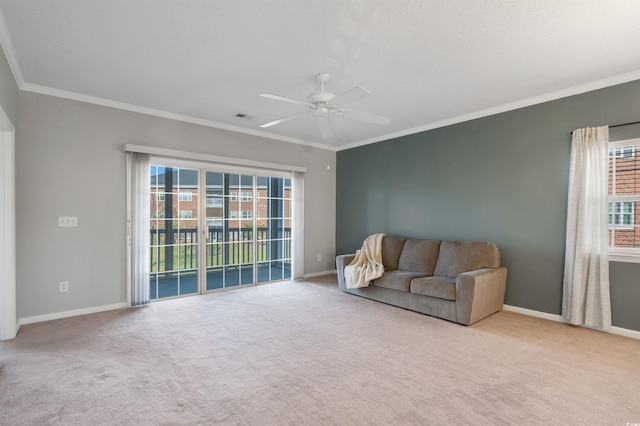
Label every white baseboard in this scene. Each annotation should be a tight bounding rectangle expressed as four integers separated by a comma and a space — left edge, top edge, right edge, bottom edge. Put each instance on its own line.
503, 304, 566, 322
503, 304, 640, 340
303, 270, 337, 279
18, 302, 128, 328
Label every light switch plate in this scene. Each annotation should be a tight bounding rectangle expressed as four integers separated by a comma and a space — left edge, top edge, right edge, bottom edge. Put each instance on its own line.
58, 216, 78, 227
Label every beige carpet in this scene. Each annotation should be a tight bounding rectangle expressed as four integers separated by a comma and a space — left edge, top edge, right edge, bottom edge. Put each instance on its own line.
1, 275, 639, 425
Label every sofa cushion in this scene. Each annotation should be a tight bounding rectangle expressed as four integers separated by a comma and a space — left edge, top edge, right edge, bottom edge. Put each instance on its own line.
397, 239, 441, 274
381, 236, 406, 271
372, 270, 428, 292
410, 276, 456, 300
434, 241, 500, 278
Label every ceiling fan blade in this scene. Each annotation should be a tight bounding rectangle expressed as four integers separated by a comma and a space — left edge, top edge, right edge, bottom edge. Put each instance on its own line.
331, 86, 371, 106
318, 115, 333, 139
260, 93, 312, 108
342, 108, 391, 126
260, 111, 307, 128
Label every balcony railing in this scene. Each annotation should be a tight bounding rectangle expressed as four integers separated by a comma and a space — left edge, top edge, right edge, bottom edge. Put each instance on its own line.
150, 227, 291, 273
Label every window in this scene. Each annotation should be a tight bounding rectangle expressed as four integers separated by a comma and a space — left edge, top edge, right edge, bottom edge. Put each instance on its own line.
611, 147, 635, 158
608, 138, 640, 253
206, 196, 223, 207
178, 210, 193, 218
608, 202, 634, 228
206, 218, 222, 228
229, 210, 252, 219
179, 192, 193, 201
231, 191, 252, 201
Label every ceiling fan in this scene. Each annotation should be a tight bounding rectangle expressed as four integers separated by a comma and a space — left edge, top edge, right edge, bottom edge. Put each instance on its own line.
259, 73, 391, 139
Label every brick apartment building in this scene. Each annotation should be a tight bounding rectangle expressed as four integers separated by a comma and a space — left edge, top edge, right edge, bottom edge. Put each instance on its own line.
609, 145, 640, 250
149, 168, 291, 242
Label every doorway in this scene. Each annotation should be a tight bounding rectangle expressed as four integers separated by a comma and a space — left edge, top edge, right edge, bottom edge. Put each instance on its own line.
149, 164, 292, 300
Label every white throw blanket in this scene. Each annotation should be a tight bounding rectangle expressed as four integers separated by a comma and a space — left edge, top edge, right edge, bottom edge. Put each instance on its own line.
344, 233, 385, 289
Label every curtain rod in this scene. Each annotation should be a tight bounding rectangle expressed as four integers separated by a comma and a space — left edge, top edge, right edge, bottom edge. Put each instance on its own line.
609, 120, 640, 129
571, 120, 640, 134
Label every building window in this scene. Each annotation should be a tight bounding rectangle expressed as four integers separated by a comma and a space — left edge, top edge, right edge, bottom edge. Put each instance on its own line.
155, 193, 165, 201
178, 210, 193, 219
608, 138, 640, 252
206, 218, 222, 228
178, 192, 193, 202
231, 191, 252, 202
206, 196, 223, 207
608, 202, 634, 228
229, 210, 252, 219
611, 147, 635, 158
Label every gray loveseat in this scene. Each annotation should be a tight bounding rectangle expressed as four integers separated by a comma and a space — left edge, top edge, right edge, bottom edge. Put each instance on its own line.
336, 236, 507, 325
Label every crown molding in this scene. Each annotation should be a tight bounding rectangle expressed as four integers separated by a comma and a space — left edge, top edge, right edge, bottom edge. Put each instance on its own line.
0, 7, 24, 87
20, 82, 339, 152
14, 68, 640, 154
336, 70, 640, 151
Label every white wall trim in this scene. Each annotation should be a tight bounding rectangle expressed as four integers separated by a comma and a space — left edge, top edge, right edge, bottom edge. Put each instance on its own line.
124, 143, 307, 173
0, 111, 16, 341
0, 8, 24, 87
337, 70, 640, 151
12, 69, 640, 156
609, 254, 640, 264
18, 302, 128, 327
503, 304, 640, 341
21, 83, 338, 152
303, 270, 337, 279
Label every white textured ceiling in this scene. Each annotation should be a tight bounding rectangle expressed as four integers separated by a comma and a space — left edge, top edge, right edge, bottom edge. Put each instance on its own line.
0, 0, 639, 150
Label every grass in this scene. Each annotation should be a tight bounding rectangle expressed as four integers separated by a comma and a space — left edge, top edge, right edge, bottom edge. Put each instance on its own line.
151, 242, 289, 273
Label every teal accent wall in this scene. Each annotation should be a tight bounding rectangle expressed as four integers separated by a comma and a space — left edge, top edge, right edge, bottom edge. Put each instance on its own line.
336, 79, 640, 331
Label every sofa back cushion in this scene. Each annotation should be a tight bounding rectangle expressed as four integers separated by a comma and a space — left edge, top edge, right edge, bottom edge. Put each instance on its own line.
397, 239, 441, 274
381, 236, 406, 270
434, 241, 500, 278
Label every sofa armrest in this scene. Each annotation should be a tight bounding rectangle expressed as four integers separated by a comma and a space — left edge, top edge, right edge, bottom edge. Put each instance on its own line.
336, 254, 356, 291
455, 267, 508, 325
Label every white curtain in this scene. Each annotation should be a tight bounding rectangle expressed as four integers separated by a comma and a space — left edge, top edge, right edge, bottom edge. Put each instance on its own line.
292, 171, 305, 280
562, 126, 611, 329
126, 152, 151, 306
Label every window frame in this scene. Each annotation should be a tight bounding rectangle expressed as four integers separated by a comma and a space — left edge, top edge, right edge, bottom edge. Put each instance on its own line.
608, 138, 640, 262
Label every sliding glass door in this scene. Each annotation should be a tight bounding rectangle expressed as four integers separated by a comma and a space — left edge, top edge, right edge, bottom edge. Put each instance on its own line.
204, 172, 292, 290
149, 166, 200, 299
149, 163, 292, 300
204, 172, 254, 289
255, 176, 291, 283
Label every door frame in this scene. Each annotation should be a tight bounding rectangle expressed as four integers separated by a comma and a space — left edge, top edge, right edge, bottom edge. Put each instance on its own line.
0, 107, 16, 340
148, 158, 296, 299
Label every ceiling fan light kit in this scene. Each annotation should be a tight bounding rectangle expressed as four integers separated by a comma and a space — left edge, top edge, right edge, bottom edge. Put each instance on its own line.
259, 73, 390, 139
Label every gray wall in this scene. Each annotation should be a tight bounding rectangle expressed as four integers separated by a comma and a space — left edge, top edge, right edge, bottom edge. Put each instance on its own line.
336, 79, 640, 332
0, 43, 18, 127
16, 91, 336, 319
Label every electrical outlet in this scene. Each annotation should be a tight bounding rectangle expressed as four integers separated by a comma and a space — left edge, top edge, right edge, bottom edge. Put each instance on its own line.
59, 281, 69, 292
317, 254, 322, 262
58, 216, 78, 227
